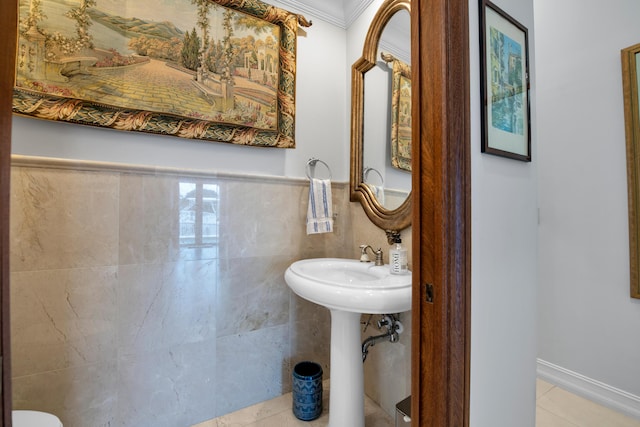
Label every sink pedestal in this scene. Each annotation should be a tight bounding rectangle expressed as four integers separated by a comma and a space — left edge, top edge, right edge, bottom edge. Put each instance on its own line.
328, 309, 365, 427
284, 258, 411, 427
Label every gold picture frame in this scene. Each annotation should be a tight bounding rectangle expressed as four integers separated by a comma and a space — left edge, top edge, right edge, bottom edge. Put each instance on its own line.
13, 0, 310, 147
622, 42, 640, 299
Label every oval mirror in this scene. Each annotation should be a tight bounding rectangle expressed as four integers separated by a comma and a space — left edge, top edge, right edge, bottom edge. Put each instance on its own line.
350, 0, 412, 234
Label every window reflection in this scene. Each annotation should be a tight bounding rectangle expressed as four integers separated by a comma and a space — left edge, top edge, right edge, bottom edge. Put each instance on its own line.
179, 181, 219, 248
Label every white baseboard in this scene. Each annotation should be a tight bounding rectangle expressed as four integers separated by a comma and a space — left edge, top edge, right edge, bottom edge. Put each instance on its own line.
537, 359, 640, 421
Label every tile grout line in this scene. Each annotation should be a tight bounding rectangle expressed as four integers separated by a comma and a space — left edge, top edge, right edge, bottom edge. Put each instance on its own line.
536, 405, 580, 427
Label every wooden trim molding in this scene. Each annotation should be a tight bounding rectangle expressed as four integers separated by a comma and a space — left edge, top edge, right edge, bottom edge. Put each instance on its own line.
1, 0, 18, 425
621, 42, 640, 299
411, 0, 471, 425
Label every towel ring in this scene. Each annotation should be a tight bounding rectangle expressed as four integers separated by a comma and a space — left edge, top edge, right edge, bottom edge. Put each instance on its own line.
306, 158, 332, 180
363, 167, 384, 186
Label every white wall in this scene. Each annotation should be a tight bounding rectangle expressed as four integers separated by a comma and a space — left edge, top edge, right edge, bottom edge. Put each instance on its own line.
469, 0, 538, 425
12, 2, 349, 182
536, 0, 640, 409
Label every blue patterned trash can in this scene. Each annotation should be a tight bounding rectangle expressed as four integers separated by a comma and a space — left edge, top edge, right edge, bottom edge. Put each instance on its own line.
292, 361, 323, 421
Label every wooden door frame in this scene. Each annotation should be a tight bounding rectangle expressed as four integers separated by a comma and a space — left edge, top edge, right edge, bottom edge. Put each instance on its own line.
411, 0, 471, 425
1, 0, 17, 425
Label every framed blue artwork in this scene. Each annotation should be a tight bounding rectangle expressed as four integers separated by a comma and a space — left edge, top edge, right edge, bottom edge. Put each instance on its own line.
479, 0, 531, 161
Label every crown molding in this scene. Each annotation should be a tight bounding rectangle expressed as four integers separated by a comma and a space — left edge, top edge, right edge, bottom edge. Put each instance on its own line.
344, 0, 377, 28
272, 0, 375, 29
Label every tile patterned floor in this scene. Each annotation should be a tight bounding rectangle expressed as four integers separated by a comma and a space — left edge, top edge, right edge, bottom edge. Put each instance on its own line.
191, 380, 393, 427
192, 379, 640, 427
536, 379, 640, 427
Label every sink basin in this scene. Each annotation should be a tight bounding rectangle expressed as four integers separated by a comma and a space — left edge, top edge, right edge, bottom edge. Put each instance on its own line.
284, 258, 411, 314
284, 258, 411, 427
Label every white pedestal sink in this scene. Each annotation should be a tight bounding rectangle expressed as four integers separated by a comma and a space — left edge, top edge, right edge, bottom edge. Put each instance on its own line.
284, 258, 411, 427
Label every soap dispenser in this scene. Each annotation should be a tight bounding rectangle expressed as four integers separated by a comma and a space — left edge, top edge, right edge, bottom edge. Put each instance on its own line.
389, 236, 408, 275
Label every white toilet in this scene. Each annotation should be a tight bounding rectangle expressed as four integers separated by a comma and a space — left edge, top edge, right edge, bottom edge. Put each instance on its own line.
13, 410, 62, 427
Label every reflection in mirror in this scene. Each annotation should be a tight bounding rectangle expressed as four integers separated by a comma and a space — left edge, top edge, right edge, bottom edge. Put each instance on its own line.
383, 52, 412, 173
621, 42, 640, 299
351, 0, 411, 233
362, 9, 411, 212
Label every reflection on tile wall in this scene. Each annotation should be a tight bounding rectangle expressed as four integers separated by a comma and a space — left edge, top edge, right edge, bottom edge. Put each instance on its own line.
9, 157, 411, 426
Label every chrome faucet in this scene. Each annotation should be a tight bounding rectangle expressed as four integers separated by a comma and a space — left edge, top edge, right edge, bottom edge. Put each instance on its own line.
359, 244, 384, 266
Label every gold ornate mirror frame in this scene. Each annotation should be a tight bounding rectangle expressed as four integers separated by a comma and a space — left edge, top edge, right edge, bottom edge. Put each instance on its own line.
622, 42, 640, 299
350, 0, 412, 236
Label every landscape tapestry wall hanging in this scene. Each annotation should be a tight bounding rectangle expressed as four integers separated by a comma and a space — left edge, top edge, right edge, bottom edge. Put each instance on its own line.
382, 52, 411, 172
13, 0, 310, 147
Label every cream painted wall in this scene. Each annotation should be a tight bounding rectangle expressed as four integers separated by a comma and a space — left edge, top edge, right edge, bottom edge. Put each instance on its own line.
536, 0, 640, 402
469, 0, 538, 425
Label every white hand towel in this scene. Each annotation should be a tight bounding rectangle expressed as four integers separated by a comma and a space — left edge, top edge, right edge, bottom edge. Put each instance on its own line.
306, 178, 333, 234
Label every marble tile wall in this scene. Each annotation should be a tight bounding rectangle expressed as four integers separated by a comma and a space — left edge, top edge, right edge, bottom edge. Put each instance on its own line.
10, 157, 412, 426
9, 159, 354, 427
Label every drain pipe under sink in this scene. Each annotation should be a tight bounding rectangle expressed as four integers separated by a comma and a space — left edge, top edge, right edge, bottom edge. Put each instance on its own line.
361, 314, 404, 362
